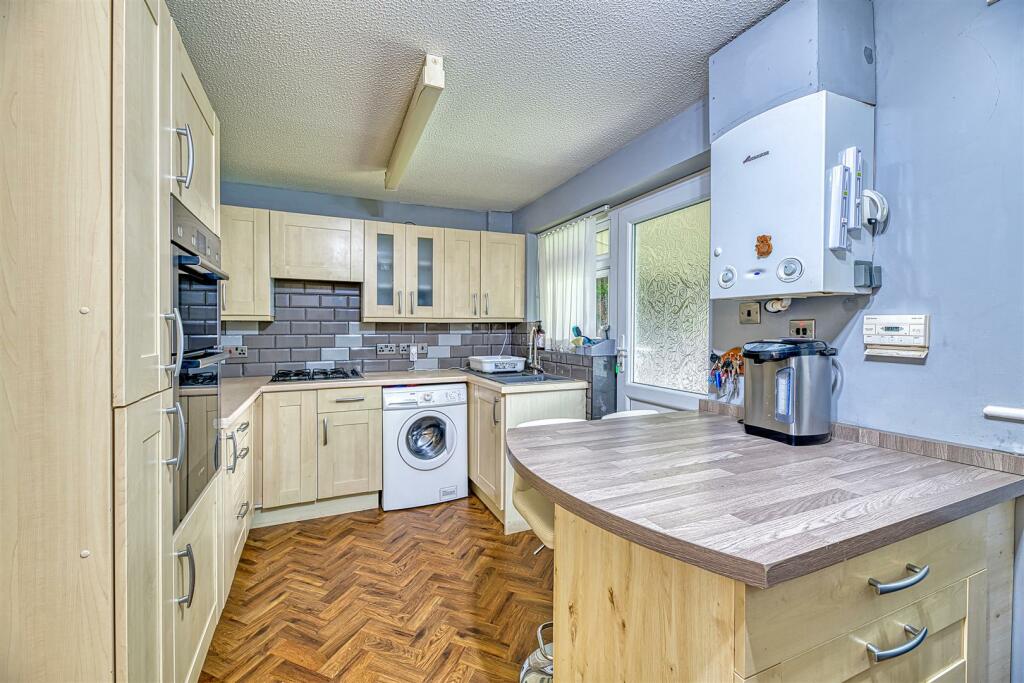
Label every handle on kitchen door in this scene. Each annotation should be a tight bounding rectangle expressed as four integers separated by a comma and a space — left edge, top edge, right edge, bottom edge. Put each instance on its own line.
236, 421, 250, 433
236, 501, 250, 518
226, 431, 239, 473
866, 624, 927, 662
174, 124, 194, 188
397, 290, 402, 315
472, 293, 478, 316
335, 396, 365, 403
492, 397, 500, 425
161, 308, 184, 377
484, 292, 489, 316
173, 543, 195, 608
409, 290, 415, 315
161, 402, 185, 471
868, 563, 929, 595
323, 417, 328, 445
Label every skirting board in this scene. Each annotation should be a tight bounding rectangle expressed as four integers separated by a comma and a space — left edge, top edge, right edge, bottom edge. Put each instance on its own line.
253, 492, 379, 528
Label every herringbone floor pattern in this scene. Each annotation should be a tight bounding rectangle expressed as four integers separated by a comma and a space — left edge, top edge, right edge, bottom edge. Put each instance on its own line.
200, 496, 552, 682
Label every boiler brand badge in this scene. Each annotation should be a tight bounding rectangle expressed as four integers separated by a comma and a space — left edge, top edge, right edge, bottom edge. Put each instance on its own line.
755, 234, 773, 258
743, 150, 770, 164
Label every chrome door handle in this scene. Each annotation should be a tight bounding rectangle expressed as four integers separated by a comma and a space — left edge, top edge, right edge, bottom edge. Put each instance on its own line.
472, 293, 478, 316
335, 396, 365, 403
409, 290, 414, 316
866, 624, 927, 662
323, 417, 328, 445
161, 308, 184, 377
226, 432, 239, 472
236, 501, 250, 518
868, 563, 929, 595
484, 292, 489, 316
174, 124, 194, 188
492, 397, 500, 425
236, 421, 250, 433
173, 543, 195, 608
397, 289, 402, 315
161, 402, 185, 471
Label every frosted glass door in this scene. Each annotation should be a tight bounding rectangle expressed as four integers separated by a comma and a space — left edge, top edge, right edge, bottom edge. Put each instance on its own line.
363, 222, 405, 318
404, 226, 445, 318
614, 173, 710, 411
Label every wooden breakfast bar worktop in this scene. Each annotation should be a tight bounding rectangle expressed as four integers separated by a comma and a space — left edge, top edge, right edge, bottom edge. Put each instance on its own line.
506, 410, 1024, 681
506, 410, 1024, 587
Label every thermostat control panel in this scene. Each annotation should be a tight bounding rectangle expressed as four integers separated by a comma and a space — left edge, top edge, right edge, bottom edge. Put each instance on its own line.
863, 314, 929, 359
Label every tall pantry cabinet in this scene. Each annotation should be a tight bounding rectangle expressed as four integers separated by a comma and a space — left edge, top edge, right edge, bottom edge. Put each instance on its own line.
1, 1, 220, 681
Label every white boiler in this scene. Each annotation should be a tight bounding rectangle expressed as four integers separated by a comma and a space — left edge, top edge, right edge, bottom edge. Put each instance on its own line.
710, 91, 877, 300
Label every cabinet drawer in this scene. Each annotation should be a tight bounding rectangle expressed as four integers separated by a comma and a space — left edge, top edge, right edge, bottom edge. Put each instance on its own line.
745, 579, 969, 683
317, 387, 382, 413
737, 508, 989, 676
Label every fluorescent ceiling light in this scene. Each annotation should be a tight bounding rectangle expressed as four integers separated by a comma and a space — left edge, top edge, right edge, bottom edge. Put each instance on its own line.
385, 54, 445, 190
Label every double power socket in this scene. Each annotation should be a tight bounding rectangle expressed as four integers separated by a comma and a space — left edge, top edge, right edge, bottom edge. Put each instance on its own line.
376, 343, 428, 356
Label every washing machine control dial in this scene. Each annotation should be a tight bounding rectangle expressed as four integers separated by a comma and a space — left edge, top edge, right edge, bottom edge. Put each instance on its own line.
421, 392, 434, 403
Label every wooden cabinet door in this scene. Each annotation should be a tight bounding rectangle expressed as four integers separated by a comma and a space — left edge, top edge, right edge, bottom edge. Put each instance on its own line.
171, 476, 219, 683
317, 409, 383, 499
169, 20, 219, 232
443, 229, 481, 319
270, 211, 365, 282
113, 0, 170, 407
221, 205, 272, 321
480, 233, 525, 320
404, 225, 445, 318
469, 385, 503, 507
363, 221, 406, 318
261, 391, 317, 508
114, 389, 174, 683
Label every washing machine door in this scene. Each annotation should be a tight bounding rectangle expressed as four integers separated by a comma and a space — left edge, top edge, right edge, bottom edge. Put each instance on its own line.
397, 410, 457, 471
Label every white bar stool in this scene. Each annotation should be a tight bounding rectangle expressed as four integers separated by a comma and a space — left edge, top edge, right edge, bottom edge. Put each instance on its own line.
601, 409, 659, 420
513, 418, 584, 554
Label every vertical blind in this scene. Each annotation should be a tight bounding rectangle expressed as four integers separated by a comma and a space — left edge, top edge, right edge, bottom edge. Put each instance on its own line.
538, 214, 596, 347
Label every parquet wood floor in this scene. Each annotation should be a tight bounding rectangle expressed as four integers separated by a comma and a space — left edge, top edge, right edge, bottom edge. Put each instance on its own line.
200, 496, 552, 682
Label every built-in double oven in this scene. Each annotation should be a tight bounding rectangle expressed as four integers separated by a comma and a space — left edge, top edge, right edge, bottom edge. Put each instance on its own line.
168, 196, 229, 529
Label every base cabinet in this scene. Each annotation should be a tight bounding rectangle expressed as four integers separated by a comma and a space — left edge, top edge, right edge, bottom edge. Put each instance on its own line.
261, 391, 318, 508
171, 477, 219, 683
318, 409, 383, 499
469, 384, 503, 506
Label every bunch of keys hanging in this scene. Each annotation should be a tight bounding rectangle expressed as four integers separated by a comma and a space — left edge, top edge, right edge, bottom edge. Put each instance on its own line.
708, 347, 744, 400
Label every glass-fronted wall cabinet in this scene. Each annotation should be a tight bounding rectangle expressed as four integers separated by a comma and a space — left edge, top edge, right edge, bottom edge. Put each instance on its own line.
363, 222, 444, 319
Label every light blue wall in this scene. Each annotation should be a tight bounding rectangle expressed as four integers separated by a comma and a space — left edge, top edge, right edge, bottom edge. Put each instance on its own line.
512, 99, 711, 234
221, 181, 500, 231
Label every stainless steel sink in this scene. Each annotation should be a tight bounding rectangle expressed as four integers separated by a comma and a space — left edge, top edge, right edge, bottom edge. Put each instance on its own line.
462, 369, 572, 384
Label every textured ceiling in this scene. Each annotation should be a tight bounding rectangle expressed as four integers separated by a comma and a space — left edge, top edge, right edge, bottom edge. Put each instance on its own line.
167, 0, 785, 212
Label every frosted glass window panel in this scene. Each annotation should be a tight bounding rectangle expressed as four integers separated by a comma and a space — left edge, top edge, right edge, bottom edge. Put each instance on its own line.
632, 201, 710, 394
417, 237, 433, 307
376, 234, 394, 306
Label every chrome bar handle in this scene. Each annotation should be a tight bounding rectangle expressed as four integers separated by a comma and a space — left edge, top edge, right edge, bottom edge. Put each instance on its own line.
492, 397, 500, 425
236, 501, 250, 519
472, 293, 478, 316
484, 292, 489, 316
236, 421, 250, 433
161, 402, 185, 471
866, 624, 927, 662
226, 431, 239, 473
174, 124, 194, 188
173, 543, 195, 608
335, 396, 365, 403
323, 417, 328, 446
868, 563, 929, 595
160, 308, 184, 377
409, 290, 414, 315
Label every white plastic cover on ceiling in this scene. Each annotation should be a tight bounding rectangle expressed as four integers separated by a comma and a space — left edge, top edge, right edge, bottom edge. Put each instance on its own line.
166, 0, 785, 212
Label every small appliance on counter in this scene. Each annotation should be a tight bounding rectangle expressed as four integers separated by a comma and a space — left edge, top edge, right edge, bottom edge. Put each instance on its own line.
741, 339, 836, 446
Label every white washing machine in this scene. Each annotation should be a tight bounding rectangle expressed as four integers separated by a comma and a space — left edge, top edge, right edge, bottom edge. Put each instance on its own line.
381, 383, 468, 511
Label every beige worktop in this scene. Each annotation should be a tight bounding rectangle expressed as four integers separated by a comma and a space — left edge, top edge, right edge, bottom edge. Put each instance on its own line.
217, 370, 587, 428
505, 410, 1024, 588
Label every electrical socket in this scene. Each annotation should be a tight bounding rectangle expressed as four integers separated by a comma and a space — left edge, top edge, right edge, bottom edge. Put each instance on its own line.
222, 345, 248, 358
376, 343, 397, 355
788, 319, 816, 338
739, 302, 761, 325
398, 343, 410, 354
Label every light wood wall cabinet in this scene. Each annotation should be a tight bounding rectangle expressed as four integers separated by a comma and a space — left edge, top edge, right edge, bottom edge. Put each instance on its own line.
114, 388, 174, 683
221, 205, 273, 321
270, 211, 365, 282
261, 390, 318, 508
469, 385, 585, 534
317, 388, 384, 499
170, 19, 220, 233
363, 225, 524, 322
480, 232, 526, 319
171, 476, 220, 683
443, 229, 481, 319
